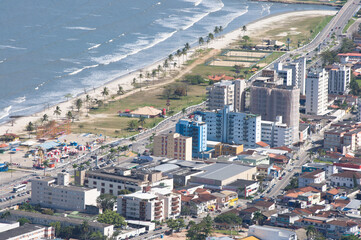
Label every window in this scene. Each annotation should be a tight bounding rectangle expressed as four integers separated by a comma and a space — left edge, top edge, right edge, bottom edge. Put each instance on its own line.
101, 183, 105, 186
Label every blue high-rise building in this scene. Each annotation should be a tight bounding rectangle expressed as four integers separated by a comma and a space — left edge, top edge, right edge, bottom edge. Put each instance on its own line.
176, 116, 207, 158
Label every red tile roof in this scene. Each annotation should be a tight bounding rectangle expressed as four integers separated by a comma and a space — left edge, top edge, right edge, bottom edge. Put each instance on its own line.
327, 188, 339, 195
256, 141, 269, 147
332, 170, 361, 179
338, 53, 361, 57
271, 146, 292, 153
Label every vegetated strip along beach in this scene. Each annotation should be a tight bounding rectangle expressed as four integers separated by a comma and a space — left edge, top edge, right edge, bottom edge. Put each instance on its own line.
0, 10, 336, 137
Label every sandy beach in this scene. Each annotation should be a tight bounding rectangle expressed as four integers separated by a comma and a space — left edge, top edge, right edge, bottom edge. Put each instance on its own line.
0, 10, 336, 137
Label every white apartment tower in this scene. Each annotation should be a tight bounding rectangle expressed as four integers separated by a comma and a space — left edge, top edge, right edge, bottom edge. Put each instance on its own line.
295, 57, 306, 95
207, 80, 234, 110
234, 79, 246, 112
274, 62, 293, 86
328, 64, 351, 94
306, 69, 329, 115
261, 116, 293, 147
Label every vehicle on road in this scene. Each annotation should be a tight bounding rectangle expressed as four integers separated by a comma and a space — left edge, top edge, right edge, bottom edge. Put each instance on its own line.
13, 184, 26, 193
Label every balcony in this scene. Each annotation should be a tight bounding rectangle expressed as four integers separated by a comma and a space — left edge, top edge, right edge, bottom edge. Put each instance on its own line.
155, 201, 162, 206
155, 205, 162, 211
172, 197, 179, 201
172, 200, 180, 206
172, 206, 179, 211
171, 210, 180, 215
155, 215, 162, 219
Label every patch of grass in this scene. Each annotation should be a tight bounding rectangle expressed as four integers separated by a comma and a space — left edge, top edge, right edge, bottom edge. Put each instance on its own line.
314, 159, 333, 165
311, 15, 334, 39
257, 51, 285, 65
214, 230, 240, 235
343, 18, 356, 34
72, 84, 206, 138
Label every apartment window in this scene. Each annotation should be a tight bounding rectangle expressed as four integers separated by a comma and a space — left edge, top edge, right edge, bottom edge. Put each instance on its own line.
101, 188, 105, 194
101, 183, 105, 186
110, 189, 113, 194
93, 181, 96, 185
110, 184, 113, 188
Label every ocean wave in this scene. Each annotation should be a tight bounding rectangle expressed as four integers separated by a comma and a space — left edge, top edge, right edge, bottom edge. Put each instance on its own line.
91, 30, 177, 66
0, 45, 26, 50
261, 3, 272, 15
68, 64, 99, 76
88, 43, 101, 50
65, 26, 96, 31
183, 0, 203, 6
11, 105, 37, 114
66, 38, 79, 41
60, 58, 81, 64
12, 96, 26, 104
0, 106, 12, 120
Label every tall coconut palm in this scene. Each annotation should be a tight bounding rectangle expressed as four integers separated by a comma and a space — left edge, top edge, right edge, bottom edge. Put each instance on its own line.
146, 72, 151, 81
242, 25, 247, 34
85, 94, 91, 114
138, 116, 146, 127
198, 37, 204, 47
117, 85, 124, 95
101, 87, 109, 101
219, 26, 223, 33
176, 49, 182, 66
75, 98, 83, 112
43, 160, 50, 176
66, 111, 73, 122
152, 69, 157, 84
138, 72, 143, 91
41, 114, 49, 125
163, 59, 169, 75
53, 106, 61, 119
168, 54, 173, 63
26, 121, 34, 138
157, 65, 162, 79
184, 42, 190, 51
252, 211, 265, 225
182, 47, 187, 62
214, 26, 219, 37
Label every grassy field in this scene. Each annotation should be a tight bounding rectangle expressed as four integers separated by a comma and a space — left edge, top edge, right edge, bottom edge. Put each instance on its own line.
257, 51, 285, 66
343, 18, 357, 34
71, 84, 207, 138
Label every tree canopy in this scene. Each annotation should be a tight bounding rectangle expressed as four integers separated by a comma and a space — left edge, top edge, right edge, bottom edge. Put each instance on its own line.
186, 214, 213, 240
214, 212, 242, 225
96, 194, 117, 211
97, 209, 127, 228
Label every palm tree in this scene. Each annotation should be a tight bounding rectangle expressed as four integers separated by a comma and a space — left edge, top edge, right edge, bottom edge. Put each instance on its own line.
214, 26, 219, 37
53, 106, 61, 118
85, 94, 91, 114
198, 37, 204, 47
157, 65, 162, 79
138, 72, 143, 91
182, 47, 187, 62
306, 225, 317, 240
219, 26, 223, 33
307, 151, 315, 161
182, 108, 187, 116
152, 69, 157, 84
117, 85, 124, 95
176, 49, 182, 66
173, 62, 177, 69
41, 114, 49, 124
242, 25, 247, 34
286, 37, 291, 51
168, 54, 173, 63
66, 111, 73, 122
252, 211, 265, 225
64, 93, 72, 101
184, 42, 190, 51
101, 87, 109, 101
72, 163, 78, 170
26, 122, 34, 138
138, 116, 146, 127
42, 160, 50, 176
146, 71, 151, 82
163, 59, 169, 74
208, 33, 214, 41
75, 98, 83, 112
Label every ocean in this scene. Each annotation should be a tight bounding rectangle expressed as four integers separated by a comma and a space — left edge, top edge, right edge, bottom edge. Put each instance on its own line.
0, 0, 335, 124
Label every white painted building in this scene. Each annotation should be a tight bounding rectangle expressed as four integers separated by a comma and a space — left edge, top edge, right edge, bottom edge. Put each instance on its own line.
275, 62, 293, 86
234, 79, 246, 112
31, 173, 99, 211
295, 57, 306, 95
195, 105, 261, 147
298, 169, 326, 188
328, 64, 351, 94
248, 225, 298, 240
207, 80, 235, 111
331, 171, 361, 188
261, 116, 293, 147
117, 187, 181, 221
306, 69, 328, 115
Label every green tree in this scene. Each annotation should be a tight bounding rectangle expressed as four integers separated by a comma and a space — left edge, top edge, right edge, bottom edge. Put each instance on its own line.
75, 98, 83, 112
187, 214, 213, 239
101, 87, 109, 101
242, 35, 251, 44
66, 111, 73, 122
118, 189, 132, 195
128, 120, 138, 131
198, 37, 204, 46
306, 225, 317, 240
41, 114, 49, 124
138, 116, 146, 127
26, 121, 34, 138
252, 211, 265, 225
341, 235, 360, 240
42, 160, 50, 176
89, 231, 107, 240
214, 212, 242, 225
96, 194, 117, 211
242, 25, 247, 34
18, 217, 31, 226
98, 210, 127, 228
117, 85, 124, 95
320, 50, 338, 66
64, 93, 72, 101
50, 221, 61, 236
53, 106, 61, 118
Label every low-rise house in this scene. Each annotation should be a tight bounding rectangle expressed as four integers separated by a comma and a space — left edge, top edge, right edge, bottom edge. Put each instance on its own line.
239, 207, 260, 224
298, 169, 325, 189
298, 192, 321, 206
331, 171, 361, 188
253, 201, 276, 211
223, 179, 259, 197
325, 188, 340, 202
189, 193, 218, 214
342, 199, 361, 215
248, 225, 298, 240
271, 213, 300, 227
301, 163, 338, 178
269, 154, 289, 165
0, 224, 54, 240
210, 190, 238, 208
326, 220, 359, 238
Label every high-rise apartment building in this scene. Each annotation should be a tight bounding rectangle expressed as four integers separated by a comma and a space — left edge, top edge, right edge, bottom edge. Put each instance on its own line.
295, 57, 306, 95
306, 69, 328, 115
207, 79, 246, 112
195, 106, 262, 147
275, 62, 293, 86
261, 116, 293, 147
207, 80, 234, 110
327, 64, 351, 94
117, 187, 181, 221
176, 117, 207, 157
250, 82, 300, 143
153, 133, 192, 161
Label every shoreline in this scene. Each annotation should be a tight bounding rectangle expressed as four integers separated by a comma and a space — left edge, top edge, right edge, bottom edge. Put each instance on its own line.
0, 9, 337, 137
250, 0, 342, 7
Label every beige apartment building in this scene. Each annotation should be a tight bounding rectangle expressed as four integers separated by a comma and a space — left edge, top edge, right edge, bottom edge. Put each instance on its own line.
117, 187, 181, 221
153, 133, 192, 161
31, 173, 100, 211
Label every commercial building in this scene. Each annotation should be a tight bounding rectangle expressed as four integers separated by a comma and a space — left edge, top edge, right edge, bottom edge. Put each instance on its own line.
250, 81, 300, 143
31, 173, 99, 211
229, 154, 270, 166
0, 224, 54, 240
195, 106, 261, 148
224, 179, 259, 197
206, 80, 246, 112
306, 69, 328, 115
85, 167, 173, 195
153, 133, 192, 161
176, 117, 207, 157
324, 124, 361, 152
117, 187, 181, 221
248, 225, 298, 240
261, 116, 293, 147
214, 143, 243, 157
190, 163, 257, 188
327, 64, 351, 94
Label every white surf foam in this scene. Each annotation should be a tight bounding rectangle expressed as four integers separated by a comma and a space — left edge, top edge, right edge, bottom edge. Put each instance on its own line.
12, 96, 26, 104
0, 106, 12, 120
88, 43, 101, 50
60, 58, 81, 64
0, 45, 26, 50
91, 30, 177, 66
183, 0, 203, 6
68, 64, 99, 76
65, 26, 96, 31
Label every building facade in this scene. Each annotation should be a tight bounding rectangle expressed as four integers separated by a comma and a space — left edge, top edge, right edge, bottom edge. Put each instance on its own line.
176, 118, 207, 157
153, 133, 192, 161
261, 116, 293, 147
306, 69, 328, 115
117, 188, 181, 221
206, 80, 234, 111
195, 106, 261, 147
327, 64, 351, 94
31, 173, 99, 211
250, 81, 300, 143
